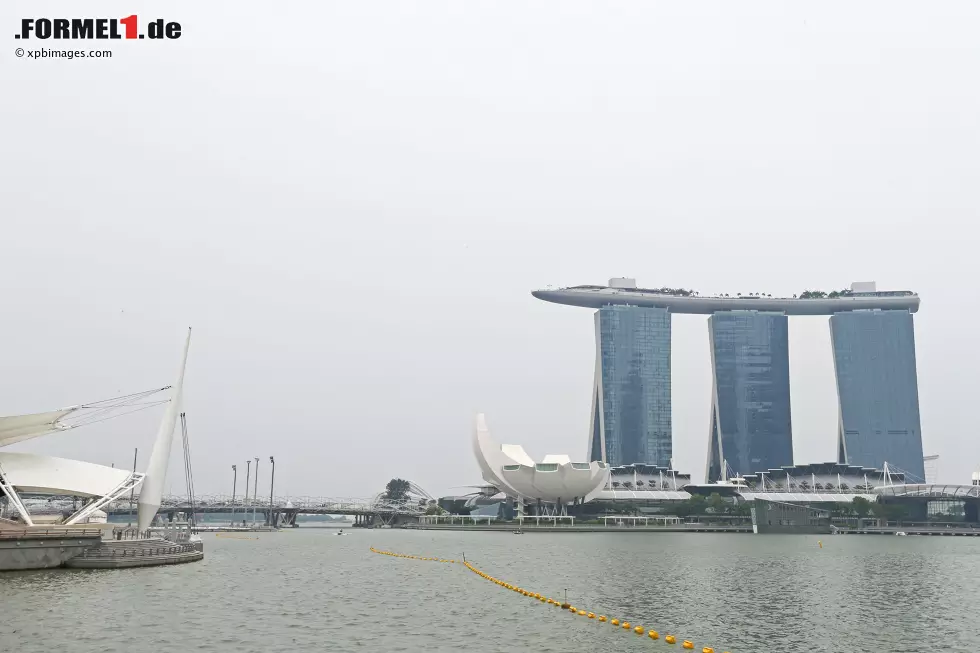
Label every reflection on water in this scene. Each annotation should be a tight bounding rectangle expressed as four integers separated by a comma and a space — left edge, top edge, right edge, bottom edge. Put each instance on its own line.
2, 530, 979, 652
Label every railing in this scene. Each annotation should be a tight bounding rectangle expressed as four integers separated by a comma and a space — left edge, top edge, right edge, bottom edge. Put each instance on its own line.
104, 495, 431, 516
110, 526, 193, 543
76, 543, 198, 558
0, 528, 103, 540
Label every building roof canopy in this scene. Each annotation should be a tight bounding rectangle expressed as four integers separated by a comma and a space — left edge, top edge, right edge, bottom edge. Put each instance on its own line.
0, 452, 132, 498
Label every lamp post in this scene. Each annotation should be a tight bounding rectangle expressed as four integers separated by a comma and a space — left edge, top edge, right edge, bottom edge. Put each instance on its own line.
244, 459, 251, 528
230, 465, 237, 526
268, 456, 276, 527
252, 457, 259, 526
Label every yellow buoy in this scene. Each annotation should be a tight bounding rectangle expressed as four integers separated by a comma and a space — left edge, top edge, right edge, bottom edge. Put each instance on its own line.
634, 626, 645, 635
622, 622, 631, 629
666, 635, 677, 644
683, 640, 694, 649
598, 616, 607, 622
703, 648, 715, 653
818, 540, 823, 548
587, 612, 595, 619
649, 630, 660, 640
611, 619, 620, 626
577, 610, 586, 616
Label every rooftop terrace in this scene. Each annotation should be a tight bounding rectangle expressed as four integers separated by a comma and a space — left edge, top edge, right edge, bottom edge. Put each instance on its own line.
532, 279, 919, 316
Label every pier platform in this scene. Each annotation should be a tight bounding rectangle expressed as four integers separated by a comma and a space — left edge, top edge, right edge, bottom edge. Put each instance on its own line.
0, 527, 104, 571
65, 537, 203, 569
833, 526, 980, 537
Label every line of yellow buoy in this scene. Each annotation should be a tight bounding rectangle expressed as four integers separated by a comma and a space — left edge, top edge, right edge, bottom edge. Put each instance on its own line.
369, 547, 457, 564
370, 547, 728, 652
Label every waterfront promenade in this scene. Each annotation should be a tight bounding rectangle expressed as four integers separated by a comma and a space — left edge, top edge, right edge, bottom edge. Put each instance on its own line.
407, 522, 751, 533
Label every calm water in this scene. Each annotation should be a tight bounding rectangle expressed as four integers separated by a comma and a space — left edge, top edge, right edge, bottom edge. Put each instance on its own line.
2, 528, 978, 652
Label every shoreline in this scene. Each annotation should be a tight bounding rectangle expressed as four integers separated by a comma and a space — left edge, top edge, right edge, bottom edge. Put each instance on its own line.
402, 524, 751, 533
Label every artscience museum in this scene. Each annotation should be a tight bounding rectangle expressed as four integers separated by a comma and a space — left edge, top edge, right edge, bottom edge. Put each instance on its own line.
472, 413, 608, 513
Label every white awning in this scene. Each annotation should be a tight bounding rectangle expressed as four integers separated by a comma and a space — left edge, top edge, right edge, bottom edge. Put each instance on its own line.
0, 452, 132, 498
0, 408, 78, 447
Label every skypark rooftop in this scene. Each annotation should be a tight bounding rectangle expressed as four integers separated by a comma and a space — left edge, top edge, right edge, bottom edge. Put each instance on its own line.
532, 279, 919, 316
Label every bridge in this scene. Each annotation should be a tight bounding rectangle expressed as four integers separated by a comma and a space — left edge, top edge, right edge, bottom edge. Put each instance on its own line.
102, 482, 435, 527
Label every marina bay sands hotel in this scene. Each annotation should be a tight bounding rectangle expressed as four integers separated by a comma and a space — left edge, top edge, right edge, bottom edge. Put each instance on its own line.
532, 279, 925, 482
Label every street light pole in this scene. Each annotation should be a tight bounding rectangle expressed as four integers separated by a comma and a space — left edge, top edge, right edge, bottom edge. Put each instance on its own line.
244, 459, 251, 528
252, 457, 259, 526
268, 456, 276, 527
230, 465, 238, 526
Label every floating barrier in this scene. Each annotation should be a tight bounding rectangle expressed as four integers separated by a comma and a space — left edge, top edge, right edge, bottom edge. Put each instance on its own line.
370, 546, 730, 651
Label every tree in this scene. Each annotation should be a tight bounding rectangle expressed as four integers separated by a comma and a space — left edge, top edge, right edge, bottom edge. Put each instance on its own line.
708, 492, 727, 515
612, 481, 621, 489
687, 495, 707, 515
425, 504, 445, 515
622, 481, 633, 490
635, 480, 645, 488
851, 497, 873, 519
383, 478, 411, 502
871, 502, 889, 523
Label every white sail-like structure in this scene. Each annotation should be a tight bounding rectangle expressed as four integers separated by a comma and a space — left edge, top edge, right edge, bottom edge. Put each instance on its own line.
137, 328, 192, 531
0, 408, 79, 447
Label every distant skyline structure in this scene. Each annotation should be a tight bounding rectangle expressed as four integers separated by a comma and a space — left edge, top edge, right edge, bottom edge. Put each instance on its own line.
533, 279, 923, 481
831, 310, 925, 480
706, 311, 793, 482
589, 304, 672, 467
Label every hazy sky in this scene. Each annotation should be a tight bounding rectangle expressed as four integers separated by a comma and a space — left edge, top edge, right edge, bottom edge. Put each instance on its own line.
2, 2, 978, 499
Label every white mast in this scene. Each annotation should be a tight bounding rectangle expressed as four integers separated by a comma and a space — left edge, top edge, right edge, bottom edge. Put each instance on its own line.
137, 328, 192, 531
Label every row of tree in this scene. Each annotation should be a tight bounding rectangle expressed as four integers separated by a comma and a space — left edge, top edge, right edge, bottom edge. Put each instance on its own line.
842, 496, 909, 522
798, 289, 854, 299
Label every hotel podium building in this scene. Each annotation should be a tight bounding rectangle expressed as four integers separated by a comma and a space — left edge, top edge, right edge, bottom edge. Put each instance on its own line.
533, 279, 924, 482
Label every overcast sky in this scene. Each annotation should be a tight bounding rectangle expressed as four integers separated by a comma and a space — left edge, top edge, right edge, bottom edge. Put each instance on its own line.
2, 1, 977, 499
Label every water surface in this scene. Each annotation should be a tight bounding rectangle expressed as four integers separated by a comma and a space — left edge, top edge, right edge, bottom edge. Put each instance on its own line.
2, 529, 977, 652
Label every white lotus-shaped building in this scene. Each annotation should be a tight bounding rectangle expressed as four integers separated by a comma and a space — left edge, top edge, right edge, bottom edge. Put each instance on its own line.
472, 413, 608, 504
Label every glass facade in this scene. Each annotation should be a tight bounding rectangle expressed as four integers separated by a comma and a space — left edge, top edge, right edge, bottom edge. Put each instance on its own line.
589, 305, 672, 467
706, 312, 793, 482
831, 310, 925, 480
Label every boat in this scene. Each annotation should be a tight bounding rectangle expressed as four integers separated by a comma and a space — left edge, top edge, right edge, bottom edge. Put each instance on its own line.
512, 529, 524, 534
336, 529, 346, 536
895, 531, 908, 536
